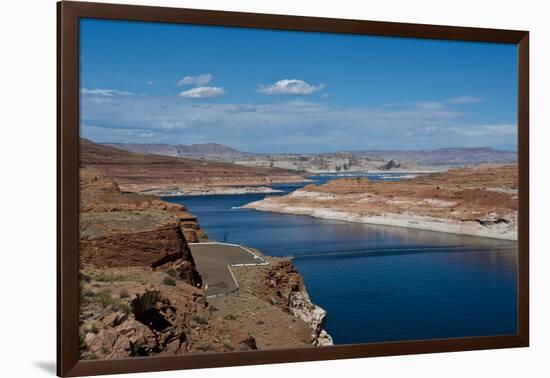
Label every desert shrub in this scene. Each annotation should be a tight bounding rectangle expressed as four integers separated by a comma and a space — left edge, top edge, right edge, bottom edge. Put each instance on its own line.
162, 276, 176, 286
118, 288, 129, 298
79, 334, 88, 352
89, 323, 99, 334
95, 272, 125, 282
111, 301, 131, 315
83, 353, 99, 360
222, 341, 234, 351
79, 272, 91, 283
82, 289, 95, 297
166, 269, 177, 278
192, 315, 208, 325
224, 314, 237, 321
194, 342, 211, 351
96, 290, 114, 308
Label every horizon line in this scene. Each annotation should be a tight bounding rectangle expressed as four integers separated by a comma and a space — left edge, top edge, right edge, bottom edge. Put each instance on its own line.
91, 139, 518, 155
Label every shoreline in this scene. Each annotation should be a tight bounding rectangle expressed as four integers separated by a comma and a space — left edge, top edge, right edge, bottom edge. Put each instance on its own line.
138, 186, 284, 197
306, 169, 446, 175
243, 200, 517, 241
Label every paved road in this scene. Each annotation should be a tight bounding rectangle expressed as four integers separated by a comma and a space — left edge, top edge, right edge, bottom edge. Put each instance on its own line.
189, 243, 268, 297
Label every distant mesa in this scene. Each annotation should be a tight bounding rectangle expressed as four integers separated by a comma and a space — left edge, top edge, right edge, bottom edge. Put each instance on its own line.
80, 139, 307, 195
102, 141, 517, 174
104, 142, 247, 158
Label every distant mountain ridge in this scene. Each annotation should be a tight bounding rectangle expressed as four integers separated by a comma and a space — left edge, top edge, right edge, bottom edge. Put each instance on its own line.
104, 142, 517, 172
81, 139, 307, 194
105, 142, 249, 158
357, 147, 517, 166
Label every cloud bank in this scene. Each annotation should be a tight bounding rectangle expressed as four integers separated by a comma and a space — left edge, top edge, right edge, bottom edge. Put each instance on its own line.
446, 96, 483, 104
177, 74, 214, 87
80, 88, 134, 96
80, 92, 516, 153
178, 86, 225, 98
258, 79, 325, 95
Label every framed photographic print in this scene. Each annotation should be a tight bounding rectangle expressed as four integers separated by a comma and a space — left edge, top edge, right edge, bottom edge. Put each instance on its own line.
57, 1, 529, 376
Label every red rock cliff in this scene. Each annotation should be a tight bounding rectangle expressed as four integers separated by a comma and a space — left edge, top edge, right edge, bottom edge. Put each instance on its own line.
79, 169, 207, 286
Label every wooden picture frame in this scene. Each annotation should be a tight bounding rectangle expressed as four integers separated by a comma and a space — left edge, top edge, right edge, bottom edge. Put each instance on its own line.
57, 1, 529, 376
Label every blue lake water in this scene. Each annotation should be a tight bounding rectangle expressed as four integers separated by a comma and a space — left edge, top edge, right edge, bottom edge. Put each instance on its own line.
163, 173, 518, 344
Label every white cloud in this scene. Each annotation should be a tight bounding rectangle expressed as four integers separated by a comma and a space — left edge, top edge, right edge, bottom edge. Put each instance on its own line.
178, 86, 225, 99
80, 95, 516, 151
159, 120, 186, 130
80, 88, 134, 96
177, 74, 214, 87
258, 79, 325, 95
321, 93, 330, 99
446, 96, 483, 104
448, 124, 516, 137
416, 101, 446, 110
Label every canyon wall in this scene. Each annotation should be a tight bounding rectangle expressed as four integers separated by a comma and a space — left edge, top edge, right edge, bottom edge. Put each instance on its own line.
80, 168, 207, 285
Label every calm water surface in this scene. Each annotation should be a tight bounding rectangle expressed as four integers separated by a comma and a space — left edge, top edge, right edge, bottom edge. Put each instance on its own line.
164, 173, 518, 344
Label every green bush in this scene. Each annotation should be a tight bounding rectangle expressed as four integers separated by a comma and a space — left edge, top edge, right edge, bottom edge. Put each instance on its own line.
192, 315, 208, 325
96, 290, 114, 308
166, 269, 177, 278
194, 342, 211, 351
111, 301, 131, 315
94, 272, 125, 282
89, 323, 99, 334
162, 276, 176, 286
79, 333, 88, 352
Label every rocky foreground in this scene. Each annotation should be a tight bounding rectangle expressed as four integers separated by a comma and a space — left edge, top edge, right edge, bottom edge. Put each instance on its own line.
79, 169, 330, 360
244, 165, 518, 240
81, 139, 308, 195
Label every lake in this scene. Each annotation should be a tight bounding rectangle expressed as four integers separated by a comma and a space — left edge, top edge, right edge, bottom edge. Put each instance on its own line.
163, 173, 518, 345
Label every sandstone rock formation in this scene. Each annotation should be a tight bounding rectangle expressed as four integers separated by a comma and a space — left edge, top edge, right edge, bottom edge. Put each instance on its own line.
245, 165, 518, 240
80, 138, 307, 194
79, 168, 206, 286
78, 168, 326, 359
80, 280, 257, 359
262, 260, 333, 346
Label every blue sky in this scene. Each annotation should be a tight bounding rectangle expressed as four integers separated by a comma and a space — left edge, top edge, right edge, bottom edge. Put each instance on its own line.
79, 18, 518, 153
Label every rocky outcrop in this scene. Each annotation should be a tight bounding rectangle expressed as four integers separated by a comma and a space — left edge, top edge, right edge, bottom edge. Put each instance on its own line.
379, 159, 401, 170
79, 169, 205, 286
245, 165, 518, 240
78, 168, 327, 359
81, 284, 257, 360
262, 261, 333, 346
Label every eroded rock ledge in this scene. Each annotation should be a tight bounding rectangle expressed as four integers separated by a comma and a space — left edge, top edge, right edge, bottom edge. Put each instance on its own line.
245, 165, 518, 240
262, 260, 333, 346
